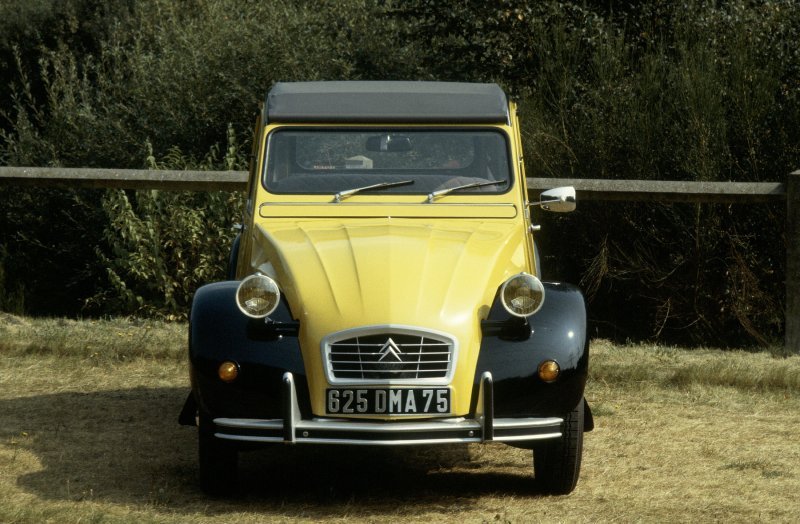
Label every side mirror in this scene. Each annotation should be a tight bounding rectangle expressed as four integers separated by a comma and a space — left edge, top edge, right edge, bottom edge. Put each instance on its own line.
537, 186, 576, 213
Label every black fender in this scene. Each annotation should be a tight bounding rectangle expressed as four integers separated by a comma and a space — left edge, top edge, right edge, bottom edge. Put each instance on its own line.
473, 282, 589, 421
187, 281, 310, 420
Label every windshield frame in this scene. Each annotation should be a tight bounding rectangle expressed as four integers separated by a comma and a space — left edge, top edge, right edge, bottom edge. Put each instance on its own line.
260, 126, 515, 198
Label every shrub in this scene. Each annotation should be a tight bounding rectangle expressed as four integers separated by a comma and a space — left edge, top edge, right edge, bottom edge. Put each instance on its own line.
1, 0, 797, 344
399, 0, 798, 344
87, 137, 246, 319
0, 0, 402, 317
523, 1, 798, 344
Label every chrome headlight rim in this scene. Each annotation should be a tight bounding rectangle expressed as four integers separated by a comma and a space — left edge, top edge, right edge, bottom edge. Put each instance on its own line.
235, 273, 281, 319
500, 272, 545, 318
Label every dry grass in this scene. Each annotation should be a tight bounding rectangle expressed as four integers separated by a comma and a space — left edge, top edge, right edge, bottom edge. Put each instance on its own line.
1, 316, 799, 523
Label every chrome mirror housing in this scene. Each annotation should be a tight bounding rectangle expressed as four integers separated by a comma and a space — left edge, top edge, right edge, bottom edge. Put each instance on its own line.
537, 186, 576, 213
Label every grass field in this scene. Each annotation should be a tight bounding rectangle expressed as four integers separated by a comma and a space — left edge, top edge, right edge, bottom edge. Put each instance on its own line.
1, 314, 799, 523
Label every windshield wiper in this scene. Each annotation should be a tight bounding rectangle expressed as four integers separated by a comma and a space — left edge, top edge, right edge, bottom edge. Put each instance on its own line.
333, 179, 415, 202
426, 180, 508, 203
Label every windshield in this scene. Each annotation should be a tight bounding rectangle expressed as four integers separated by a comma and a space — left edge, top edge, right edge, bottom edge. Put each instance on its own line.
263, 129, 511, 196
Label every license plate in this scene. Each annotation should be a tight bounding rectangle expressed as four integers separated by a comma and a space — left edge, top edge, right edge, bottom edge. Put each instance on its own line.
326, 388, 450, 415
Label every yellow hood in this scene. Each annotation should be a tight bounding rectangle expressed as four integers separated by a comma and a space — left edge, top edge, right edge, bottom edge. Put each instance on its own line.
251, 217, 528, 415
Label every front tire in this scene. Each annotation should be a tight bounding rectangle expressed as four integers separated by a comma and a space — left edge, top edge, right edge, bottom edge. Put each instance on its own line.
198, 415, 238, 496
533, 398, 584, 494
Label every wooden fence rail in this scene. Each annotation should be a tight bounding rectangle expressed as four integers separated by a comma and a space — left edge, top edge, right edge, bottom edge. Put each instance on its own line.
1, 166, 798, 353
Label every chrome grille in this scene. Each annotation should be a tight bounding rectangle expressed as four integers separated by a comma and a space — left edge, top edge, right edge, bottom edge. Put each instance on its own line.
324, 328, 456, 384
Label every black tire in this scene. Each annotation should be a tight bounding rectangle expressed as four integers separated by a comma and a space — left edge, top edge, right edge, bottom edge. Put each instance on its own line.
533, 398, 584, 495
198, 415, 238, 496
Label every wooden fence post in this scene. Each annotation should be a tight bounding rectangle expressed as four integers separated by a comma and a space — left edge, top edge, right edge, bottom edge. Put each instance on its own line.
788, 170, 800, 354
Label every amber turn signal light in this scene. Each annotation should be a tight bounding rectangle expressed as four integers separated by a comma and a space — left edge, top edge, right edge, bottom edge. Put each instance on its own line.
538, 360, 560, 383
218, 361, 239, 383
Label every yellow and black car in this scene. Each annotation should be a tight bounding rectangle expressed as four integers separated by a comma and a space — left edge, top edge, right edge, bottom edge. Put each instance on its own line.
179, 81, 592, 495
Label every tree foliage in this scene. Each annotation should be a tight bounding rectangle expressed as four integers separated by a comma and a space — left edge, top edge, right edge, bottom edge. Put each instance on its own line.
1, 0, 798, 343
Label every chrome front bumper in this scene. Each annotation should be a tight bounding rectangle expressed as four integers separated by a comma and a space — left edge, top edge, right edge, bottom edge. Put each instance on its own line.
213, 372, 563, 446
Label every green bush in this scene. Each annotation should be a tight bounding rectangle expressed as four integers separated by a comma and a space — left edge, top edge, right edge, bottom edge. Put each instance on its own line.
86, 137, 246, 319
1, 0, 797, 344
396, 0, 798, 344
529, 1, 796, 344
0, 0, 404, 317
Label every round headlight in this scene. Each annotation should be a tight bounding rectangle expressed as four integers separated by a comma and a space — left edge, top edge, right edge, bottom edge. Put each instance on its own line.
500, 273, 545, 317
236, 273, 280, 318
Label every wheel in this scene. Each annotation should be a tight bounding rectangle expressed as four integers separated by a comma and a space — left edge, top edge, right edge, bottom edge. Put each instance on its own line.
533, 398, 584, 494
198, 414, 238, 496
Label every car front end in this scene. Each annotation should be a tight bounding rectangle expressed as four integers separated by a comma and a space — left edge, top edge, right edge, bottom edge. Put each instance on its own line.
181, 81, 591, 495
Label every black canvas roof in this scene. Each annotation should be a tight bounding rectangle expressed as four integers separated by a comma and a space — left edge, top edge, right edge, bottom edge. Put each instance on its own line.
265, 81, 509, 124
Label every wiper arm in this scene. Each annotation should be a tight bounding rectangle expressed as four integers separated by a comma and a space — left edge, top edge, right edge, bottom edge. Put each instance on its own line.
333, 179, 415, 203
426, 180, 508, 203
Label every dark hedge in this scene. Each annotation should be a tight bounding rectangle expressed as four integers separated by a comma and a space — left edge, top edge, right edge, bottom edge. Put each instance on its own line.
1, 0, 798, 345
